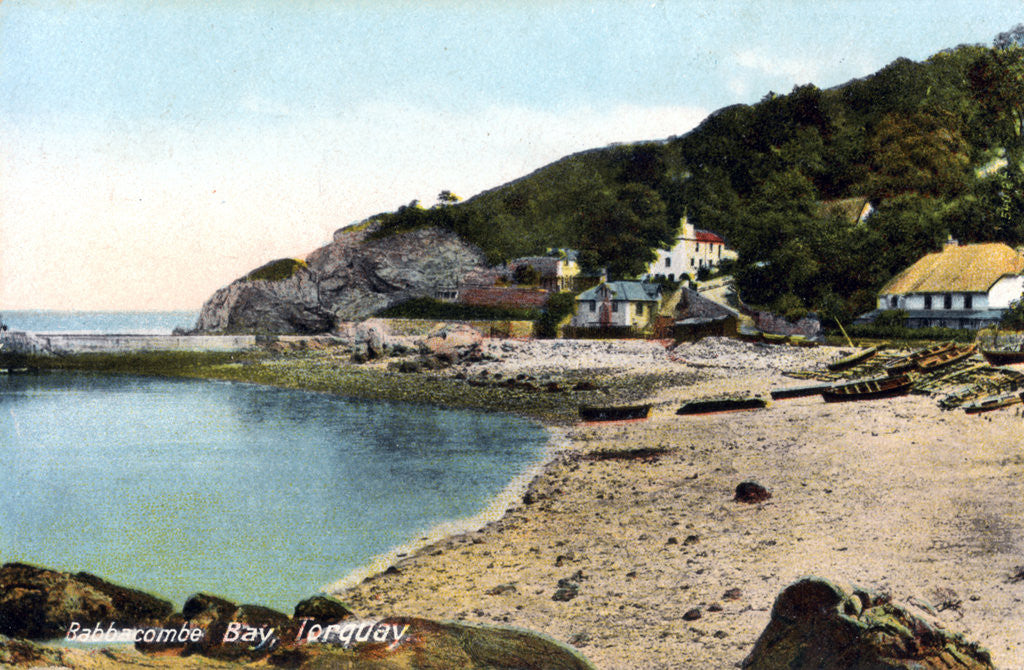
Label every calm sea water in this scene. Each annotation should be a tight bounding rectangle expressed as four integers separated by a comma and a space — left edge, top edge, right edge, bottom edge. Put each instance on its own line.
1, 310, 198, 334
0, 372, 546, 611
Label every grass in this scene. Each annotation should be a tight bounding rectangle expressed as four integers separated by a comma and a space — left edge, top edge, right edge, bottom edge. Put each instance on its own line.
244, 258, 308, 282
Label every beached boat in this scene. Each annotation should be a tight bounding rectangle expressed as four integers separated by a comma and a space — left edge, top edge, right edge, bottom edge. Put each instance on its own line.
915, 343, 977, 373
578, 404, 651, 422
677, 397, 768, 415
821, 374, 914, 403
980, 348, 1024, 366
883, 342, 955, 375
827, 346, 878, 371
770, 382, 835, 400
961, 392, 1023, 414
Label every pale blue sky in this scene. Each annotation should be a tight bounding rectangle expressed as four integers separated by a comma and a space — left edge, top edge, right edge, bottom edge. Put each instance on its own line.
2, 1, 1022, 310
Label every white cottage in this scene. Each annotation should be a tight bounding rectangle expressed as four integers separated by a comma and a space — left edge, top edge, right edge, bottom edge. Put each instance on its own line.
870, 241, 1024, 329
646, 217, 735, 281
572, 281, 662, 329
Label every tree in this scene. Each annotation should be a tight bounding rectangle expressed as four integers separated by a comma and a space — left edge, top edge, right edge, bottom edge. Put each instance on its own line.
512, 264, 541, 286
573, 183, 672, 279
436, 190, 461, 206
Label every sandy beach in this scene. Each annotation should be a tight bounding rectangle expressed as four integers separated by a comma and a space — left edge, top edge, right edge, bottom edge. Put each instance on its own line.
329, 338, 1024, 669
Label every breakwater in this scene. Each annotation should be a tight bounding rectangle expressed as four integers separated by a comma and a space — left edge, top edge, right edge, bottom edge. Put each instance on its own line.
2, 331, 256, 355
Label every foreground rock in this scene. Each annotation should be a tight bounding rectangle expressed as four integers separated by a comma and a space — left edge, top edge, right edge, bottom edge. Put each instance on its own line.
0, 563, 173, 640
194, 225, 489, 333
743, 577, 994, 669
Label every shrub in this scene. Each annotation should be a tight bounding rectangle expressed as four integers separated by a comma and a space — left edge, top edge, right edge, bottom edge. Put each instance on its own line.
244, 258, 308, 282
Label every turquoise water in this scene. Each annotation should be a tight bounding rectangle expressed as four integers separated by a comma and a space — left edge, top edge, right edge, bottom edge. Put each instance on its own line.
1, 310, 198, 334
0, 372, 545, 612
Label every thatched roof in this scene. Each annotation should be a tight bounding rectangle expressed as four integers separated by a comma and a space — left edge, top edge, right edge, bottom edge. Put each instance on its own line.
880, 243, 1024, 295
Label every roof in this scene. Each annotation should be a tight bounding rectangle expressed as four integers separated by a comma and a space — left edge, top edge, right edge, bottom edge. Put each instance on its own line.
508, 257, 561, 277
880, 243, 1024, 295
576, 281, 661, 302
817, 197, 873, 224
674, 287, 740, 320
694, 229, 724, 244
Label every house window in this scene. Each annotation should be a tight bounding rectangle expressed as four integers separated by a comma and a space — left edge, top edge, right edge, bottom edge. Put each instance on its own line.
665, 257, 671, 267
890, 296, 897, 308
611, 302, 619, 313
589, 301, 596, 312
965, 295, 973, 309
944, 294, 952, 310
696, 243, 700, 252
691, 258, 695, 267
924, 295, 932, 309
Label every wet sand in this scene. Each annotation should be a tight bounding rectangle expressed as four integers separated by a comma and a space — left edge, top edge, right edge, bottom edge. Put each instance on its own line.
335, 340, 1024, 669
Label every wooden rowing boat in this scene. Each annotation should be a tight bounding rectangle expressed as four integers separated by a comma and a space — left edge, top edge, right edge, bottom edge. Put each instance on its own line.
915, 343, 977, 373
883, 342, 955, 375
770, 382, 835, 400
980, 348, 1024, 366
827, 346, 878, 371
961, 392, 1023, 414
821, 374, 914, 403
677, 397, 768, 415
579, 404, 651, 422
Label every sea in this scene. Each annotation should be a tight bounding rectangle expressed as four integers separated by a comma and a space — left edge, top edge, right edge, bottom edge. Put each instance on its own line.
0, 311, 547, 612
1, 310, 198, 334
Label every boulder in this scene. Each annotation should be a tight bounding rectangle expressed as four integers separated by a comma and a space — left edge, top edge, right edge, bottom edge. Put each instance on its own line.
0, 562, 173, 640
743, 577, 994, 669
0, 634, 67, 667
293, 594, 355, 625
735, 481, 772, 503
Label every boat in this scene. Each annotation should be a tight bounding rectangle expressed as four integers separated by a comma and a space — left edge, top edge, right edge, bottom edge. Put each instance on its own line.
578, 404, 651, 422
883, 342, 955, 375
915, 343, 977, 373
827, 346, 878, 371
677, 397, 768, 415
961, 392, 1023, 414
981, 348, 1024, 366
761, 333, 789, 344
769, 382, 835, 400
821, 374, 914, 403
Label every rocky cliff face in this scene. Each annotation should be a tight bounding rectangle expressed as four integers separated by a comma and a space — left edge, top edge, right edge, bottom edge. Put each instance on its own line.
193, 226, 489, 334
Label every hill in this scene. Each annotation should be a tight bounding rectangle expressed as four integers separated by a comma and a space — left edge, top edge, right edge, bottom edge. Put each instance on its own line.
366, 35, 1024, 323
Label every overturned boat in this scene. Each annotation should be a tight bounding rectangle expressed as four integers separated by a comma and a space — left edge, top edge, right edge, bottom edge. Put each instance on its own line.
915, 343, 977, 373
770, 382, 835, 400
960, 392, 1023, 414
578, 404, 651, 422
677, 396, 768, 415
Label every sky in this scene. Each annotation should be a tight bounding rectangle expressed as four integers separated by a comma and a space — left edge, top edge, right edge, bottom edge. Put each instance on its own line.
3, 1, 1024, 311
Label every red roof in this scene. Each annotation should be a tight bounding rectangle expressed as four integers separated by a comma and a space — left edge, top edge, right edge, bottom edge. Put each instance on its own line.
695, 229, 724, 244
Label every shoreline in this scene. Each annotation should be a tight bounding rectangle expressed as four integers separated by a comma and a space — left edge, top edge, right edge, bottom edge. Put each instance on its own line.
13, 338, 1024, 668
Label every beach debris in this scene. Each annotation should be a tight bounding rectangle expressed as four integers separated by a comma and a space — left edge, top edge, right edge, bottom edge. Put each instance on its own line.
742, 577, 994, 670
0, 562, 173, 640
552, 570, 585, 602
734, 482, 772, 504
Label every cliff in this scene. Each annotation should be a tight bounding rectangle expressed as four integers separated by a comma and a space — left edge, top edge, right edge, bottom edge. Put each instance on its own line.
193, 225, 488, 334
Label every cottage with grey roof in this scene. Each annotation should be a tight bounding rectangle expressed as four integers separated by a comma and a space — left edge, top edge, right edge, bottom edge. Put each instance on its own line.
572, 281, 661, 330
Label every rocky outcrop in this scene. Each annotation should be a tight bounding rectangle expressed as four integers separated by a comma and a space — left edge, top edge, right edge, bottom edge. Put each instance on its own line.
193, 225, 489, 334
193, 260, 333, 334
743, 577, 993, 669
0, 563, 173, 640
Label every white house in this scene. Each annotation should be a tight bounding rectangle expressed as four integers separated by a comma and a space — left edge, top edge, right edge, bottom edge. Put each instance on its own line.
572, 281, 662, 329
646, 217, 735, 281
866, 241, 1024, 329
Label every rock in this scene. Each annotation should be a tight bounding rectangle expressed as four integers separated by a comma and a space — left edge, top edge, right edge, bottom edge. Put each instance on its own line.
193, 225, 490, 333
682, 608, 702, 621
193, 259, 334, 334
486, 584, 519, 596
723, 587, 743, 601
0, 634, 67, 667
742, 577, 994, 669
0, 562, 173, 640
734, 481, 772, 503
552, 573, 582, 602
293, 595, 355, 625
140, 593, 293, 659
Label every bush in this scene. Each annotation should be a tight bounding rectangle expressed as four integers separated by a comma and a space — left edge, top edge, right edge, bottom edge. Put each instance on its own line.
1001, 299, 1024, 329
535, 292, 578, 338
